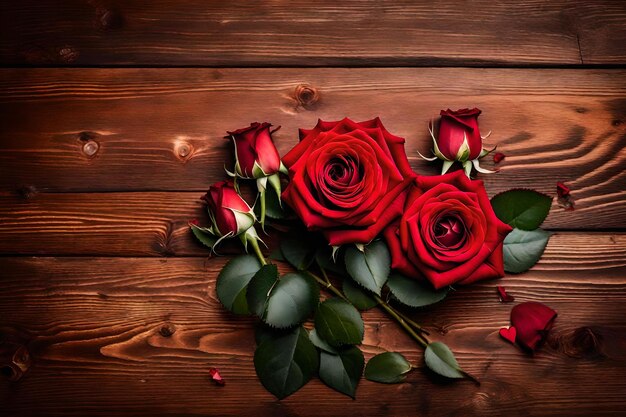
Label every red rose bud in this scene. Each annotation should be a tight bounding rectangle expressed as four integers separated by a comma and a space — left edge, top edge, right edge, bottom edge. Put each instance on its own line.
201, 180, 255, 237
226, 122, 284, 179
419, 108, 495, 176
510, 302, 557, 351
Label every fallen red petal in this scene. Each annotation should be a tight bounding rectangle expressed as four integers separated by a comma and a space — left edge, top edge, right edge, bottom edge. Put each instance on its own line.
497, 285, 515, 303
556, 181, 570, 198
493, 152, 506, 163
208, 367, 225, 386
511, 302, 557, 351
499, 326, 517, 344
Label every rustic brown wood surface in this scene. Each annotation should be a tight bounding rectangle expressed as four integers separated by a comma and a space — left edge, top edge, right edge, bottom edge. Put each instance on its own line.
1, 1, 626, 416
1, 0, 626, 66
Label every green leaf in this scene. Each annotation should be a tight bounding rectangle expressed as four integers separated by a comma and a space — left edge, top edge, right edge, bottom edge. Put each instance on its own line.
424, 342, 464, 379
190, 224, 217, 249
316, 245, 345, 275
264, 272, 319, 329
490, 189, 553, 230
503, 228, 551, 273
315, 298, 364, 347
255, 323, 287, 345
319, 346, 364, 398
269, 247, 285, 261
248, 266, 319, 328
364, 352, 412, 384
345, 240, 391, 296
254, 327, 319, 399
216, 255, 262, 314
343, 278, 378, 310
280, 238, 316, 270
386, 273, 448, 308
246, 264, 279, 318
309, 328, 338, 354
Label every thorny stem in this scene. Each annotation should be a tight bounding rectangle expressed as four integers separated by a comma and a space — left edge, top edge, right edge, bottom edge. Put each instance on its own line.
318, 262, 332, 287
309, 268, 429, 348
248, 236, 267, 266
245, 244, 477, 383
373, 294, 429, 348
307, 271, 349, 303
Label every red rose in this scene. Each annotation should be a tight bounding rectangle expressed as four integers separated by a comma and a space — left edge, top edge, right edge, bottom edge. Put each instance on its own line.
226, 122, 281, 178
383, 171, 512, 289
282, 118, 415, 245
201, 180, 255, 236
421, 108, 494, 176
437, 108, 483, 161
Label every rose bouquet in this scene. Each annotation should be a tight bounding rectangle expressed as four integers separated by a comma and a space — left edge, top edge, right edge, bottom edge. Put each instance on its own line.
191, 112, 556, 398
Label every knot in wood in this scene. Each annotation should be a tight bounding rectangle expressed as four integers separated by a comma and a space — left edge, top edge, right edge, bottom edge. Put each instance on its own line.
0, 344, 31, 382
17, 185, 37, 200
565, 326, 604, 359
175, 142, 193, 160
96, 8, 124, 30
82, 140, 100, 157
159, 325, 175, 337
58, 46, 79, 63
295, 84, 319, 108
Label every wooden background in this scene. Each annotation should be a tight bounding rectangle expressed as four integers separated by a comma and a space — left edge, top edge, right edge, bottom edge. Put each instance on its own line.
1, 1, 625, 416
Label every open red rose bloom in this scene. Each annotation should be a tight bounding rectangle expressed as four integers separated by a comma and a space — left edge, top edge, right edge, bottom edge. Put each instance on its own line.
282, 118, 415, 245
384, 171, 512, 289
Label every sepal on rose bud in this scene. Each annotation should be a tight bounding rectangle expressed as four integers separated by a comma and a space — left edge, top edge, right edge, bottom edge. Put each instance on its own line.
418, 108, 497, 177
190, 180, 260, 252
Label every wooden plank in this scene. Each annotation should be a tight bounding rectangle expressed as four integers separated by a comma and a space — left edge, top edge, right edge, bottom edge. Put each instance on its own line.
0, 69, 625, 230
0, 241, 625, 416
1, 0, 624, 66
1, 189, 625, 256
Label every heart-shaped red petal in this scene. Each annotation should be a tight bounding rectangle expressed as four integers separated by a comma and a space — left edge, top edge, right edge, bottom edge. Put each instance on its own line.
499, 326, 517, 344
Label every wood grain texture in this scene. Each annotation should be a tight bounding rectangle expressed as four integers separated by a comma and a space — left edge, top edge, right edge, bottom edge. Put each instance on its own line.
1, 238, 625, 417
1, 190, 625, 257
0, 68, 625, 235
1, 0, 625, 67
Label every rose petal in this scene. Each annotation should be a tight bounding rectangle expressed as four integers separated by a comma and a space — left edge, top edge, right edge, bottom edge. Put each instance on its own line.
497, 285, 515, 303
511, 302, 557, 351
493, 152, 506, 163
556, 181, 570, 198
208, 367, 225, 386
499, 326, 517, 344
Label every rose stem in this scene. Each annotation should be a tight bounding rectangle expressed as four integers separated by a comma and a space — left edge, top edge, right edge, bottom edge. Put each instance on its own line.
248, 240, 476, 383
392, 308, 430, 336
373, 294, 429, 348
310, 267, 429, 347
307, 271, 349, 303
316, 262, 427, 335
318, 263, 332, 287
248, 236, 267, 266
249, 243, 429, 349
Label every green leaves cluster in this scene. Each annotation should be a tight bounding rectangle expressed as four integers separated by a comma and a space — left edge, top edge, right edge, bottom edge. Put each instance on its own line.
216, 237, 470, 400
491, 189, 553, 273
